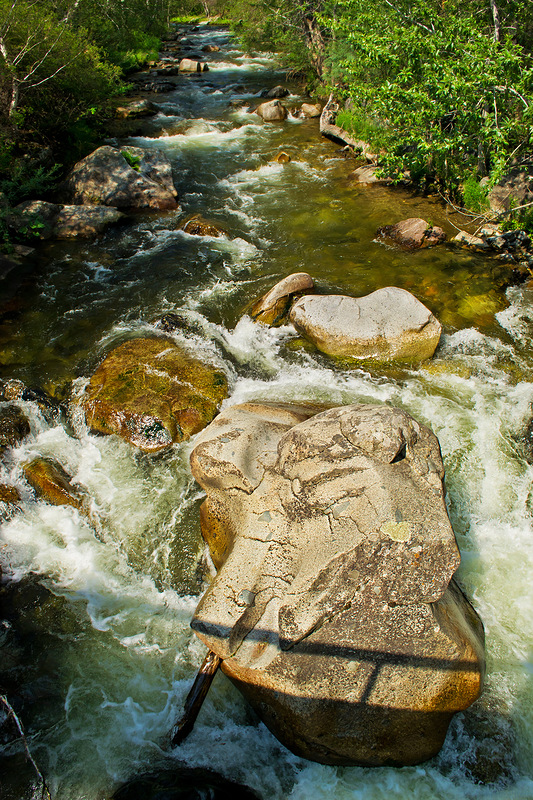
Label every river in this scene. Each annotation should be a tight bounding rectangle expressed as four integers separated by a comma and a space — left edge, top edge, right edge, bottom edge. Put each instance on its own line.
1, 22, 533, 800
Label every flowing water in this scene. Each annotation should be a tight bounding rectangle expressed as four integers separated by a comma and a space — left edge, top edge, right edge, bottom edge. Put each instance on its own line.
1, 23, 533, 800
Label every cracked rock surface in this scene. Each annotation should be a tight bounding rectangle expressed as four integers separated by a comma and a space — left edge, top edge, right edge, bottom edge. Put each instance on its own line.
190, 401, 485, 766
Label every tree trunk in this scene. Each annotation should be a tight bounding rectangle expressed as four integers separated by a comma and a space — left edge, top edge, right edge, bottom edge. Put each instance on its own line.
303, 14, 325, 77
489, 0, 500, 41
8, 78, 21, 118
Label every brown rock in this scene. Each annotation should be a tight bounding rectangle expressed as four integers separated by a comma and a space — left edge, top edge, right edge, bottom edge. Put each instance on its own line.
301, 102, 322, 118
181, 215, 226, 238
377, 217, 446, 249
249, 272, 314, 325
202, 44, 220, 52
0, 484, 21, 504
271, 152, 291, 163
81, 337, 228, 453
22, 457, 84, 510
255, 100, 288, 122
190, 402, 484, 766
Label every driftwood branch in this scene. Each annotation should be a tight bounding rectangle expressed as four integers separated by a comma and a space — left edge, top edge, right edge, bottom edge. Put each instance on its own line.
170, 651, 221, 746
0, 694, 51, 800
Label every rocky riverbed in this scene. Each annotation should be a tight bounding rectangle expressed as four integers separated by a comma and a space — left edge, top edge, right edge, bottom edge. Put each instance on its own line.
1, 21, 533, 800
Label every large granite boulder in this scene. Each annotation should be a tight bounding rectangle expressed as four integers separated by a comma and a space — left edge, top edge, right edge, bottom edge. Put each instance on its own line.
289, 287, 441, 362
249, 272, 314, 325
64, 146, 178, 210
190, 402, 485, 766
81, 337, 228, 453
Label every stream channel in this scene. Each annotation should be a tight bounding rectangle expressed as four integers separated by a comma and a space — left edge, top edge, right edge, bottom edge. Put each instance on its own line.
1, 22, 533, 800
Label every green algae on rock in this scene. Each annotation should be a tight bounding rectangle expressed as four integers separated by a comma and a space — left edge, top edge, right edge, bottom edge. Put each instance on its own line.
81, 337, 228, 453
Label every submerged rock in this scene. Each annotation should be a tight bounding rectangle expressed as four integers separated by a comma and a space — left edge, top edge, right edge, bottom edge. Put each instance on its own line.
377, 217, 446, 249
112, 766, 260, 800
190, 402, 485, 766
64, 145, 178, 211
255, 100, 288, 122
81, 337, 228, 453
249, 272, 314, 325
289, 287, 442, 362
181, 215, 226, 237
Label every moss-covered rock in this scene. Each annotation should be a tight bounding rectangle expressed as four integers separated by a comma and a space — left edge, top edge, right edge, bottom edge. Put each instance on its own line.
81, 337, 228, 453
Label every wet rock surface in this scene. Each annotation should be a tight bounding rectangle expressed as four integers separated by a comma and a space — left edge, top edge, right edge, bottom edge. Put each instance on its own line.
289, 287, 442, 362
0, 405, 30, 451
81, 337, 228, 453
190, 401, 485, 766
22, 457, 85, 511
249, 272, 314, 325
112, 766, 261, 800
181, 215, 227, 237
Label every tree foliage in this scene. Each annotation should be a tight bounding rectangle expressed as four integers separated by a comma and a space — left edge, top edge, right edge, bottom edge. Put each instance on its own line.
223, 0, 533, 198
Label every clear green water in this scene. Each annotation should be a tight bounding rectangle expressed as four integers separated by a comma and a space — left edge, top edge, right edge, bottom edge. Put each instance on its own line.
1, 23, 533, 800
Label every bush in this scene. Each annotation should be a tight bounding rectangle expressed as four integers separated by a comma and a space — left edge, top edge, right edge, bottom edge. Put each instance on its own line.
461, 176, 490, 213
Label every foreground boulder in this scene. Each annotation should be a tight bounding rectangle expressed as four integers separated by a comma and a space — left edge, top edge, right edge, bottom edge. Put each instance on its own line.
377, 217, 446, 249
289, 287, 441, 362
190, 402, 484, 766
81, 337, 228, 453
255, 100, 288, 122
64, 146, 178, 211
249, 272, 314, 325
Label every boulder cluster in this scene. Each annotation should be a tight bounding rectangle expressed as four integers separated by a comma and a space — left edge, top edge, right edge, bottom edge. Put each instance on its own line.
250, 272, 442, 364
